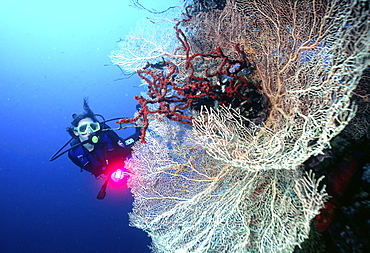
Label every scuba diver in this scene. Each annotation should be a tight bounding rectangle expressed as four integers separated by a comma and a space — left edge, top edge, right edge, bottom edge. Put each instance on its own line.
50, 98, 141, 200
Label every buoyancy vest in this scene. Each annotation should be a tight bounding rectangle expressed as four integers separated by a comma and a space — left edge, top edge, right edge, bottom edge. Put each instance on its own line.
68, 133, 123, 177
69, 133, 114, 168
68, 127, 140, 176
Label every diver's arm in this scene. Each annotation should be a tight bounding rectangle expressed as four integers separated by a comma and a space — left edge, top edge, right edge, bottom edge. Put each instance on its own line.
120, 127, 142, 148
104, 127, 142, 149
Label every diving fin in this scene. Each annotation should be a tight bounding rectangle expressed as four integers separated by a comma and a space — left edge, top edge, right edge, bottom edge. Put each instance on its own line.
96, 180, 109, 200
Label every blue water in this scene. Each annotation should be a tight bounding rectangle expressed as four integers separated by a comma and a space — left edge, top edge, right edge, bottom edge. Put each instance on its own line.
0, 1, 179, 252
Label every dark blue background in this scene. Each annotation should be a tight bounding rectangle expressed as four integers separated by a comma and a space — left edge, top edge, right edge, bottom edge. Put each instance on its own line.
0, 1, 180, 252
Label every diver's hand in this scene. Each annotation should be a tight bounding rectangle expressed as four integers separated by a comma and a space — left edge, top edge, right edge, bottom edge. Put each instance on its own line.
96, 174, 107, 180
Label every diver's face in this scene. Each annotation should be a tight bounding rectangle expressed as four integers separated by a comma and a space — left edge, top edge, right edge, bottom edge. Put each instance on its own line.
74, 118, 95, 142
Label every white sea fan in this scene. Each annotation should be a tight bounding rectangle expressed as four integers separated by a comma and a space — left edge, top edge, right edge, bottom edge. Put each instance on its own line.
124, 0, 369, 252
126, 117, 328, 252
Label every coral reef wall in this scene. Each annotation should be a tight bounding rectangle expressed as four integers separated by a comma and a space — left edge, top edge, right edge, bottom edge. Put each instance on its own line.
112, 0, 369, 252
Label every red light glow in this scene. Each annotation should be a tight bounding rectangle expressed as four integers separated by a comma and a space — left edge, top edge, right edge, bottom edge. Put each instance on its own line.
111, 169, 126, 183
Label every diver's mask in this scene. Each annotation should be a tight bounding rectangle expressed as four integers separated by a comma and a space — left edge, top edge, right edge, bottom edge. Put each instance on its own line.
74, 122, 101, 135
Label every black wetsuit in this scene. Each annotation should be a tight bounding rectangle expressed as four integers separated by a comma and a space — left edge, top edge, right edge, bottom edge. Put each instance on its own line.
68, 128, 140, 177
